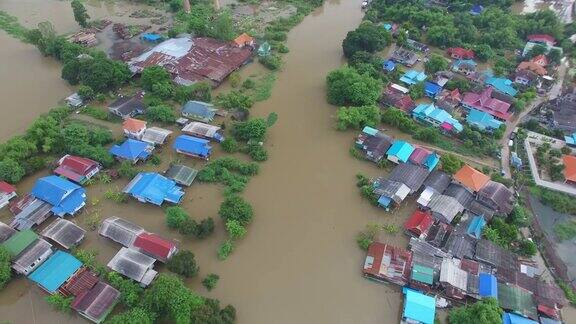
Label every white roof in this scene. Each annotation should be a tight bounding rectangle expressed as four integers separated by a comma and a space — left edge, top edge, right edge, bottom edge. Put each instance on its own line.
130, 37, 192, 65
141, 127, 173, 145
391, 83, 409, 94
107, 247, 156, 284
417, 188, 435, 207
181, 122, 220, 138
440, 258, 468, 291
397, 184, 411, 201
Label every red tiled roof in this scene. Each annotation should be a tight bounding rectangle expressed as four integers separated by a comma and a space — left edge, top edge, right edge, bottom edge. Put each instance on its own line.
527, 34, 556, 45
404, 210, 433, 236
454, 165, 490, 192
409, 147, 431, 165
462, 87, 511, 121
60, 268, 99, 297
447, 47, 474, 59
0, 181, 16, 194
123, 118, 147, 133
54, 155, 100, 182
133, 232, 176, 262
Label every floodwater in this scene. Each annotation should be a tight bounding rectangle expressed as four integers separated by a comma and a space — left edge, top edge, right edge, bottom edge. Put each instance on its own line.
0, 0, 168, 141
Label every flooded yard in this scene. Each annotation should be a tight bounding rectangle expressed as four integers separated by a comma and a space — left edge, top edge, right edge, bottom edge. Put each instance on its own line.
0, 0, 416, 323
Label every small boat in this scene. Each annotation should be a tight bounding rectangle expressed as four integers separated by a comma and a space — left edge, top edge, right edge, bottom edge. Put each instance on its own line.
361, 1, 369, 9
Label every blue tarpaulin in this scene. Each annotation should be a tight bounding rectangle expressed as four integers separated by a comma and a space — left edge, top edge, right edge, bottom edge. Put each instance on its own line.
31, 176, 86, 216
123, 172, 185, 206
173, 135, 212, 159
142, 33, 162, 42
109, 139, 152, 163
502, 312, 538, 324
478, 273, 498, 299
29, 251, 82, 293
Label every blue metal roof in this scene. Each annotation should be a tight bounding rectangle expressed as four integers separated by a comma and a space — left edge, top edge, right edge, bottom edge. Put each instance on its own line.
400, 70, 427, 85
124, 172, 185, 206
402, 288, 436, 324
378, 195, 392, 208
502, 312, 538, 324
29, 251, 82, 293
413, 103, 463, 133
387, 140, 415, 163
181, 101, 216, 121
486, 77, 518, 97
565, 133, 576, 146
31, 176, 86, 217
109, 139, 152, 161
173, 135, 212, 158
470, 4, 484, 15
424, 153, 440, 171
467, 215, 487, 239
424, 81, 442, 98
383, 60, 396, 72
453, 59, 477, 68
467, 108, 503, 131
362, 126, 379, 136
478, 273, 498, 299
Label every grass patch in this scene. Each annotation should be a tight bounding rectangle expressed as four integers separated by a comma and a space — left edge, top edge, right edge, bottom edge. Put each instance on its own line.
0, 11, 30, 42
252, 73, 277, 102
554, 220, 576, 241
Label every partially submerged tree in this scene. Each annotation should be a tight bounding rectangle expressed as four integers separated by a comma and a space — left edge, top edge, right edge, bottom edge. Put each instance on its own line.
71, 0, 90, 28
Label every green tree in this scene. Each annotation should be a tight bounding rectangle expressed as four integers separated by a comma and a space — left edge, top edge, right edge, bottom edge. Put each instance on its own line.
518, 239, 537, 257
195, 218, 215, 239
0, 158, 26, 183
140, 66, 172, 91
342, 22, 391, 58
217, 240, 235, 260
210, 10, 235, 41
414, 127, 441, 144
409, 82, 425, 100
118, 160, 138, 179
77, 85, 95, 101
0, 246, 11, 290
71, 0, 90, 28
440, 153, 463, 174
166, 250, 199, 278
449, 298, 502, 324
221, 138, 239, 153
178, 217, 198, 236
106, 308, 156, 324
225, 219, 247, 240
165, 206, 189, 229
106, 271, 144, 308
216, 91, 253, 110
424, 54, 448, 74
46, 294, 73, 313
202, 274, 220, 291
548, 48, 562, 65
336, 105, 380, 130
266, 112, 278, 127
174, 82, 212, 104
474, 44, 495, 62
219, 195, 253, 226
326, 67, 382, 106
232, 118, 268, 142
146, 105, 176, 123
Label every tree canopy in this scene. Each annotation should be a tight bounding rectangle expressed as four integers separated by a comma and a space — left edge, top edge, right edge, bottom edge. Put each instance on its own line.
326, 67, 382, 106
71, 0, 90, 28
342, 21, 392, 58
449, 298, 502, 324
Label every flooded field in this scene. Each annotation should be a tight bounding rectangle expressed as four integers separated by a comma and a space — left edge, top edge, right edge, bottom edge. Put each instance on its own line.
0, 0, 418, 323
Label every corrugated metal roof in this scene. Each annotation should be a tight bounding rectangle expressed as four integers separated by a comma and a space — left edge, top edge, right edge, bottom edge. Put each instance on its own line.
412, 264, 435, 285
29, 251, 82, 293
402, 288, 436, 324
2, 229, 38, 257
41, 218, 86, 249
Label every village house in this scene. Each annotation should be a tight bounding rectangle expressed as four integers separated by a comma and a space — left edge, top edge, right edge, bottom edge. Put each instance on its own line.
475, 239, 518, 270
408, 147, 440, 171
476, 180, 514, 215
424, 81, 442, 98
404, 210, 434, 238
373, 179, 411, 210
485, 76, 518, 97
173, 135, 212, 160
0, 181, 16, 210
531, 54, 549, 67
182, 122, 224, 142
41, 218, 86, 250
412, 103, 463, 134
381, 84, 416, 113
0, 222, 15, 243
444, 183, 475, 209
517, 61, 547, 76
108, 92, 146, 119
388, 163, 430, 194
386, 140, 415, 164
402, 288, 436, 324
390, 47, 418, 67
122, 118, 147, 140
65, 93, 84, 109
133, 232, 178, 263
447, 47, 474, 60
527, 34, 556, 47
29, 250, 83, 294
383, 59, 396, 72
514, 69, 540, 87
9, 194, 53, 230
67, 30, 98, 47
355, 126, 394, 163
123, 172, 185, 206
128, 36, 253, 86
417, 170, 451, 207
31, 175, 87, 217
451, 59, 477, 76
107, 247, 157, 287
60, 268, 99, 297
453, 165, 490, 193
427, 194, 464, 223
466, 108, 503, 132
363, 242, 413, 286
99, 217, 145, 247
462, 87, 512, 121
436, 88, 462, 113
164, 164, 198, 187
71, 280, 121, 324
400, 70, 427, 86
54, 155, 101, 185
141, 127, 173, 146
546, 94, 576, 133
439, 258, 469, 300
426, 221, 453, 248
431, 71, 454, 88
2, 229, 53, 275
498, 283, 538, 320
562, 155, 576, 184
181, 100, 217, 123
109, 138, 154, 164
522, 40, 562, 58
233, 33, 255, 48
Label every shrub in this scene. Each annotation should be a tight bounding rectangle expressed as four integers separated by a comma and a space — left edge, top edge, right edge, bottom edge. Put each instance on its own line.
221, 138, 239, 153
118, 160, 138, 179
217, 240, 235, 260
165, 206, 189, 229
202, 274, 220, 291
225, 219, 247, 240
336, 105, 380, 130
46, 294, 73, 313
219, 195, 254, 226
146, 105, 176, 124
247, 145, 268, 162
0, 247, 11, 290
195, 218, 215, 239
166, 250, 199, 278
259, 54, 282, 70
178, 217, 198, 236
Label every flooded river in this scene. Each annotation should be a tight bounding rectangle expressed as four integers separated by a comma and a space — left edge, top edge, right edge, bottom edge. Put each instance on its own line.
0, 0, 417, 323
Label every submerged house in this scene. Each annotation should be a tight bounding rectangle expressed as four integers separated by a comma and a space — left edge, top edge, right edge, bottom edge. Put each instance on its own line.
363, 242, 413, 286
31, 175, 87, 217
417, 170, 451, 207
29, 250, 83, 293
182, 122, 224, 142
466, 108, 503, 132
436, 88, 462, 112
41, 218, 86, 249
165, 164, 198, 187
404, 210, 434, 238
54, 155, 101, 185
514, 69, 540, 87
390, 48, 418, 66
462, 87, 512, 121
477, 180, 514, 215
109, 139, 154, 164
181, 101, 217, 123
355, 126, 393, 163
453, 165, 490, 193
388, 163, 430, 194
373, 179, 410, 210
400, 70, 427, 86
402, 288, 436, 324
451, 59, 477, 76
173, 135, 212, 160
428, 194, 464, 223
466, 215, 487, 239
72, 281, 120, 324
387, 140, 415, 164
108, 92, 146, 119
412, 103, 463, 134
9, 195, 53, 230
424, 81, 442, 98
2, 229, 53, 275
122, 118, 147, 140
123, 172, 185, 206
0, 181, 17, 209
99, 217, 145, 247
381, 85, 416, 113
141, 127, 173, 146
107, 247, 157, 287
447, 47, 474, 60
409, 147, 440, 171
133, 232, 178, 263
475, 239, 518, 269
60, 268, 99, 297
439, 258, 469, 300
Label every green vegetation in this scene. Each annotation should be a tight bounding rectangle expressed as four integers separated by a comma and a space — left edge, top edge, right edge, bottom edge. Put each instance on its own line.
259, 54, 282, 70
424, 54, 449, 74
530, 187, 576, 214
558, 281, 576, 305
216, 91, 254, 111
202, 274, 220, 291
217, 240, 235, 260
197, 157, 259, 195
449, 298, 502, 324
166, 250, 199, 278
232, 118, 268, 142
483, 217, 536, 257
104, 188, 127, 203
118, 160, 139, 179
71, 0, 90, 28
174, 82, 212, 104
0, 11, 31, 41
46, 294, 73, 313
82, 106, 109, 121
440, 153, 464, 175
326, 66, 382, 106
221, 138, 239, 153
146, 105, 176, 124
356, 173, 379, 206
336, 105, 380, 130
554, 220, 576, 241
225, 219, 247, 240
356, 224, 380, 251
106, 308, 156, 324
165, 206, 189, 229
0, 247, 11, 290
219, 195, 254, 227
342, 21, 392, 59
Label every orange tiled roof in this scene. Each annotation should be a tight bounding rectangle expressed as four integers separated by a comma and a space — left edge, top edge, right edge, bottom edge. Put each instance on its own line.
234, 33, 254, 47
530, 54, 548, 67
122, 118, 146, 133
563, 155, 576, 182
453, 165, 490, 192
517, 61, 547, 76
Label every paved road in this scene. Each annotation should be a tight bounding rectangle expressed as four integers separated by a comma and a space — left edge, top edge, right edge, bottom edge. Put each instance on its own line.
500, 60, 569, 179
